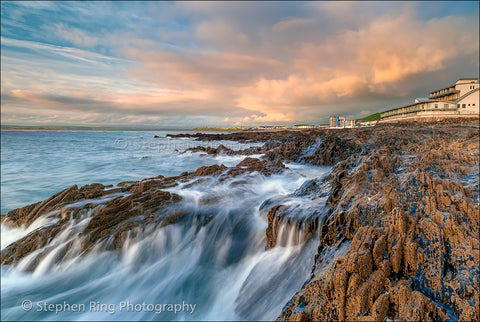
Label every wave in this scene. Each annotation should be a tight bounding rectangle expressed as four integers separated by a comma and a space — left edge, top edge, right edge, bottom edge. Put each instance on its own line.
1, 165, 331, 321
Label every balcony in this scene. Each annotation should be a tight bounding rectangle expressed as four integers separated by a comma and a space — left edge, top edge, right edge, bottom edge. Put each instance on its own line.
429, 89, 459, 99
381, 103, 457, 119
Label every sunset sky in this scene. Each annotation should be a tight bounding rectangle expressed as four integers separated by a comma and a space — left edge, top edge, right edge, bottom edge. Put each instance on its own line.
1, 1, 479, 128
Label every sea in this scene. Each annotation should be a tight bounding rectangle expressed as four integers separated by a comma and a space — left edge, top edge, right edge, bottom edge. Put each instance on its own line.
1, 130, 331, 321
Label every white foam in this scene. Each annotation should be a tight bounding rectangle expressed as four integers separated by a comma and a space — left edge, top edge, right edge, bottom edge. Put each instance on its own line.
1, 213, 60, 250
1, 162, 331, 321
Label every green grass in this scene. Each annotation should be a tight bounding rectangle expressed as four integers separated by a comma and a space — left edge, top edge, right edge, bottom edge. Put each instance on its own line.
356, 112, 381, 122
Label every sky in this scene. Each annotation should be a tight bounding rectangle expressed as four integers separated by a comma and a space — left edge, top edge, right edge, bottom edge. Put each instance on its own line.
1, 1, 479, 128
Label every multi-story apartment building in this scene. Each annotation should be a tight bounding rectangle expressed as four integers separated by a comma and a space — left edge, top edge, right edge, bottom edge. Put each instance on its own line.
381, 78, 479, 121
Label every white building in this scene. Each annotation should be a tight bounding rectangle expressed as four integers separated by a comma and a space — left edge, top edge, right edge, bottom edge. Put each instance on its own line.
344, 119, 356, 128
381, 78, 479, 121
330, 116, 344, 128
357, 120, 378, 127
294, 124, 314, 129
330, 116, 355, 128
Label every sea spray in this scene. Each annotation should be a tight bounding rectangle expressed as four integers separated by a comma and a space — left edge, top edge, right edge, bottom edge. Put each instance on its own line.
2, 160, 331, 321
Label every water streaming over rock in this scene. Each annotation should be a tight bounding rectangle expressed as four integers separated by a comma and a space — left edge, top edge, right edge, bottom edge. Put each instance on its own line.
1, 131, 332, 321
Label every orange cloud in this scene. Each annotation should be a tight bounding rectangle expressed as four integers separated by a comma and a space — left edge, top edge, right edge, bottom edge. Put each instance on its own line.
353, 14, 477, 84
121, 9, 478, 124
195, 20, 250, 48
2, 2, 478, 127
232, 11, 478, 121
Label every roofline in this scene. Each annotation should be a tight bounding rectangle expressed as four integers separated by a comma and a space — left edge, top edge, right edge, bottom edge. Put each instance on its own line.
429, 85, 457, 95
429, 78, 479, 95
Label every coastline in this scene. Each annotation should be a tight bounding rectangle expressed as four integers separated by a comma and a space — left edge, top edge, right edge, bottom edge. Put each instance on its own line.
0, 128, 239, 133
1, 118, 479, 321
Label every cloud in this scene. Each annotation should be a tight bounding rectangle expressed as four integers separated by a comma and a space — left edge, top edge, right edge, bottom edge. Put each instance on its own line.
47, 23, 101, 47
1, 1, 478, 127
1, 37, 127, 65
231, 10, 478, 121
272, 18, 314, 33
195, 20, 250, 49
354, 14, 477, 84
125, 48, 281, 88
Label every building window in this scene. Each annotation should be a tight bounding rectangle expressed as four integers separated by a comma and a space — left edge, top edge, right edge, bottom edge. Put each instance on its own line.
435, 104, 438, 109
444, 104, 448, 108
457, 104, 460, 108
462, 104, 466, 108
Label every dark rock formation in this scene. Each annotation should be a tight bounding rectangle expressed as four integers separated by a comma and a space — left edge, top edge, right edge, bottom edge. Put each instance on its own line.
166, 130, 301, 143
1, 186, 182, 267
183, 144, 265, 156
2, 183, 121, 227
226, 157, 286, 177
1, 157, 285, 268
2, 118, 478, 321
265, 204, 321, 250
300, 135, 362, 166
262, 179, 330, 250
185, 144, 239, 155
276, 120, 479, 321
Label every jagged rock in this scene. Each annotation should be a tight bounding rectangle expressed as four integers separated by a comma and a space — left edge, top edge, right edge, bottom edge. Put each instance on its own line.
184, 144, 235, 155
193, 164, 228, 176
2, 184, 119, 227
278, 119, 479, 322
1, 219, 67, 265
160, 210, 188, 227
226, 157, 285, 177
2, 118, 479, 321
301, 136, 362, 166
0, 154, 285, 268
263, 181, 329, 250
166, 130, 301, 143
183, 144, 264, 156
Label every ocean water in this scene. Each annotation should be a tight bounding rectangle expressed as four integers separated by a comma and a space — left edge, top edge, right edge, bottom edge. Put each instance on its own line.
1, 131, 263, 215
1, 130, 331, 321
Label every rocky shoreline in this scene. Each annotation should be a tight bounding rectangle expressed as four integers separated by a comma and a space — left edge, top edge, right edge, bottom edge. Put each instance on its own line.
2, 118, 479, 321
